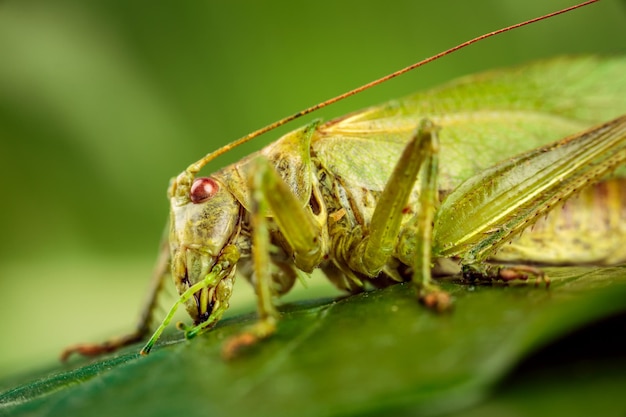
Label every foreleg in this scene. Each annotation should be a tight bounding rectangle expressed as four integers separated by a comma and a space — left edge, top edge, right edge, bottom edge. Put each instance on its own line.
222, 156, 325, 358
347, 119, 451, 310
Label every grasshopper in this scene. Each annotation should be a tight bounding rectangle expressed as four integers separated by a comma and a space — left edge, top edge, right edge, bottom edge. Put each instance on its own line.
62, 0, 626, 360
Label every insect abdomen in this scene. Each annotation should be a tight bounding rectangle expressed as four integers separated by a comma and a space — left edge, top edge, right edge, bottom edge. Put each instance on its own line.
492, 178, 626, 265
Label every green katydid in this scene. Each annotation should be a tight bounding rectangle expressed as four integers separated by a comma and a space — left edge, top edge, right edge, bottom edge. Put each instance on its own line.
61, 0, 626, 360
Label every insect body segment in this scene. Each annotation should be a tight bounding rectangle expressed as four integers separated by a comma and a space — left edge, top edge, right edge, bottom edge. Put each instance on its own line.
151, 117, 447, 354
148, 57, 626, 355
168, 177, 240, 326
59, 36, 626, 360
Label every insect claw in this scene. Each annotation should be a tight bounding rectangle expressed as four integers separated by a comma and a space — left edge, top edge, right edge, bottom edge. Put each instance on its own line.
60, 344, 105, 362
221, 332, 259, 361
462, 264, 550, 288
221, 318, 277, 360
535, 274, 551, 288
499, 268, 528, 281
418, 287, 454, 313
498, 265, 549, 287
61, 331, 144, 361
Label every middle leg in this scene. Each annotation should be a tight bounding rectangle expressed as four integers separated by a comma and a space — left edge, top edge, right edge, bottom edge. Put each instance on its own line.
346, 119, 451, 310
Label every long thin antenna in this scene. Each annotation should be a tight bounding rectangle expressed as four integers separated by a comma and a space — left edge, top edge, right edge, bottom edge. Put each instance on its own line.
186, 0, 598, 175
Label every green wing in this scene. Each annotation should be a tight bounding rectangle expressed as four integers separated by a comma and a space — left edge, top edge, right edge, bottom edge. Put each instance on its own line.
312, 56, 626, 192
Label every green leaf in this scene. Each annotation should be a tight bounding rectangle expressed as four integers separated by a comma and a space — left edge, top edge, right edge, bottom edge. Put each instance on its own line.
2, 266, 626, 417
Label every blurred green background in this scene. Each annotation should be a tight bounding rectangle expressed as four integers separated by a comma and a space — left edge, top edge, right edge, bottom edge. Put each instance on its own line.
0, 0, 625, 378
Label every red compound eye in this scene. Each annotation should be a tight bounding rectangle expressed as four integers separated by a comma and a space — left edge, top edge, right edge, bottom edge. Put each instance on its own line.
190, 177, 219, 204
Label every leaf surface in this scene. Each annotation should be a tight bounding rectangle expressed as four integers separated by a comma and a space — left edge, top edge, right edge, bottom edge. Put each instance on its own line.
2, 266, 626, 417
